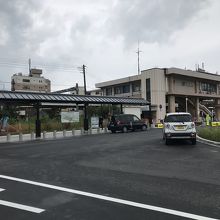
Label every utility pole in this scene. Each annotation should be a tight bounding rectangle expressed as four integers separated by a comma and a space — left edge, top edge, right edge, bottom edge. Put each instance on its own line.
82, 64, 88, 131
136, 41, 142, 75
83, 64, 87, 95
28, 58, 31, 76
75, 83, 79, 111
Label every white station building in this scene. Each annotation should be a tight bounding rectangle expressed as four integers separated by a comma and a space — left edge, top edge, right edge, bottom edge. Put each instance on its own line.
96, 67, 220, 123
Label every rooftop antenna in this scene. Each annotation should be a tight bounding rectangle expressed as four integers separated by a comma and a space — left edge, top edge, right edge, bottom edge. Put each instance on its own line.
136, 41, 142, 75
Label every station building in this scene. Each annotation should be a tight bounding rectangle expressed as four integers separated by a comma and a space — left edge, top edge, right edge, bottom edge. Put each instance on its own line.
96, 67, 220, 123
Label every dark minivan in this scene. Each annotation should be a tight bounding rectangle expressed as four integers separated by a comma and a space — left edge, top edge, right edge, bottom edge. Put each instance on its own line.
108, 114, 147, 133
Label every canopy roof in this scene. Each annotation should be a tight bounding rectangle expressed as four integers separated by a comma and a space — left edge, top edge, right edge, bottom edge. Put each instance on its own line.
0, 91, 149, 106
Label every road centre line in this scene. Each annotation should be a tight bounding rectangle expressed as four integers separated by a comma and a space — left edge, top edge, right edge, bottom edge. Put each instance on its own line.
0, 175, 218, 220
0, 200, 45, 213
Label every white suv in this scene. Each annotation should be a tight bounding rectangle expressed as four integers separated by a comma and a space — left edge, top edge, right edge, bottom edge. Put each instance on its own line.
163, 112, 196, 145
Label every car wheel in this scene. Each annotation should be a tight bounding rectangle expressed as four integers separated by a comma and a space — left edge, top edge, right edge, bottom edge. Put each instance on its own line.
111, 130, 116, 133
191, 139, 196, 145
141, 124, 147, 131
122, 126, 128, 133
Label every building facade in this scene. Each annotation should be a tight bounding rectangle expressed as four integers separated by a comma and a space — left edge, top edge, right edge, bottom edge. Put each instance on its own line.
11, 69, 51, 93
96, 67, 220, 123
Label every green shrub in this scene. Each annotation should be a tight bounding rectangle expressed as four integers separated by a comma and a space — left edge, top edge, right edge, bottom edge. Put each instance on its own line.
198, 127, 220, 142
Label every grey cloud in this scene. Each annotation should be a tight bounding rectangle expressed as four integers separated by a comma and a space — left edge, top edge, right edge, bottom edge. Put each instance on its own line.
0, 0, 41, 50
107, 0, 210, 46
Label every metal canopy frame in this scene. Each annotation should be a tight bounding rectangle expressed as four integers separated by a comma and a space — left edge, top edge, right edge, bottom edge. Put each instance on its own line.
0, 90, 150, 137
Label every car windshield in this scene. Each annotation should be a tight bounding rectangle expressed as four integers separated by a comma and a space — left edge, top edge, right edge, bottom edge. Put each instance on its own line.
164, 114, 192, 122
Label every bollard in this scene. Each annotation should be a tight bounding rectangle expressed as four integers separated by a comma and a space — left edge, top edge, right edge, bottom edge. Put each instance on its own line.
53, 130, 57, 139
89, 128, 92, 135
7, 133, 11, 142
97, 127, 100, 134
81, 128, 84, 135
43, 131, 46, 139
19, 133, 23, 141
31, 132, 35, 140
72, 129, 75, 136
63, 130, 66, 137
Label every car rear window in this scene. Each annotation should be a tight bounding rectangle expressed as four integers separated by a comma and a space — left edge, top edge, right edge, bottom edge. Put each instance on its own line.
164, 114, 192, 122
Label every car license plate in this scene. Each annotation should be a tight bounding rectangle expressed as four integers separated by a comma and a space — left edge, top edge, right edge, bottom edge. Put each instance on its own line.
176, 125, 184, 130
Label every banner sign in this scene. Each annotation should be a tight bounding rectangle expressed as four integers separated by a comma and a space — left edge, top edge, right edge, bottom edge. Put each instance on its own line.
61, 112, 79, 123
91, 117, 99, 128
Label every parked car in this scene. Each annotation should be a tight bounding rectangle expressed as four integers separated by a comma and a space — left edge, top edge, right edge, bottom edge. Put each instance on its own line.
163, 112, 197, 145
108, 114, 147, 133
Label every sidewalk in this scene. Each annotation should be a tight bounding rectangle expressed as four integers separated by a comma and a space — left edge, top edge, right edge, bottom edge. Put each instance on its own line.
0, 128, 109, 143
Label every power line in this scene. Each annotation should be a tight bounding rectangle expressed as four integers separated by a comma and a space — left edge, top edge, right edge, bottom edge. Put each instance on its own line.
0, 60, 80, 71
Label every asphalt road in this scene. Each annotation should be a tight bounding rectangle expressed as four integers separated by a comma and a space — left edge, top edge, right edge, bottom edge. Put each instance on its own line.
0, 129, 219, 220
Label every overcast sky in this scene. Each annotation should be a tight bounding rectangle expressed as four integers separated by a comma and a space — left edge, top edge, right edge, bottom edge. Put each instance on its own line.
0, 0, 220, 91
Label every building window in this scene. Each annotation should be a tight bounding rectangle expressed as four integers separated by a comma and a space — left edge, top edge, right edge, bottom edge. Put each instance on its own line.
106, 88, 112, 95
114, 86, 123, 94
123, 84, 130, 93
132, 82, 141, 92
146, 78, 151, 102
200, 82, 217, 94
23, 85, 30, 90
23, 79, 30, 83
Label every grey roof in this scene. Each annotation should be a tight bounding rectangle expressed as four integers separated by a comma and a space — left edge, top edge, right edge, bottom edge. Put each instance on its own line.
0, 91, 149, 105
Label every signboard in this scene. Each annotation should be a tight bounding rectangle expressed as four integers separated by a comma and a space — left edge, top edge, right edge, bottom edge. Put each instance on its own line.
61, 112, 79, 123
91, 117, 99, 128
141, 105, 150, 111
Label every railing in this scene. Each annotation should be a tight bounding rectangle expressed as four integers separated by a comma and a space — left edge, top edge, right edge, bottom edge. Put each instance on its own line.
199, 103, 212, 115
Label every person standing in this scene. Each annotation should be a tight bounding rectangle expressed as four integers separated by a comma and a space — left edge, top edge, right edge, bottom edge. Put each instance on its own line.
0, 114, 9, 132
205, 114, 211, 126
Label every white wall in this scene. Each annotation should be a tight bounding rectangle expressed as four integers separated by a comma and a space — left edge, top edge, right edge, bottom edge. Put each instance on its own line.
141, 69, 166, 122
123, 106, 141, 118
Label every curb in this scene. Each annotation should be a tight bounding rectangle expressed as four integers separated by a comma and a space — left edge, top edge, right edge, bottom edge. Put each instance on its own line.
0, 129, 110, 144
197, 135, 220, 148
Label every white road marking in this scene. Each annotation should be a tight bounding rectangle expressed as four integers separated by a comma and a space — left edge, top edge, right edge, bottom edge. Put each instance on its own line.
0, 174, 218, 220
0, 186, 44, 213
0, 200, 45, 213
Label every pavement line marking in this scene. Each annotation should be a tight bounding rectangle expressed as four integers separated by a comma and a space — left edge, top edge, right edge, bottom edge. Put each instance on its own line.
0, 188, 5, 192
0, 175, 218, 220
0, 200, 45, 213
